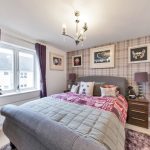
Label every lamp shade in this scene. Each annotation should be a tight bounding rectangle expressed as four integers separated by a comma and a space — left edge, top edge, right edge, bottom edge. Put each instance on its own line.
134, 72, 148, 83
69, 73, 76, 82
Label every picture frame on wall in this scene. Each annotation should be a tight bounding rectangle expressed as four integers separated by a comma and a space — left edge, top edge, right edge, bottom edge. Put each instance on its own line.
90, 45, 115, 68
72, 55, 82, 67
128, 44, 150, 63
50, 52, 64, 70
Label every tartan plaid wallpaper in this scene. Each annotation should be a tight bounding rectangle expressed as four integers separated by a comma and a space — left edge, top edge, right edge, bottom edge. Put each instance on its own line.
67, 36, 150, 100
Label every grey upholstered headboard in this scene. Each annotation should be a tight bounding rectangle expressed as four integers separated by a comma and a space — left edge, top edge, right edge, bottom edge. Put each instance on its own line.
77, 76, 128, 96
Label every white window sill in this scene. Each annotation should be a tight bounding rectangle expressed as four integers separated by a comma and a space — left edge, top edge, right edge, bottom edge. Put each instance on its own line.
0, 89, 40, 98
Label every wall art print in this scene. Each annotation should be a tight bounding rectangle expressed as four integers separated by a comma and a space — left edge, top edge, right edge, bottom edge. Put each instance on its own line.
90, 44, 115, 68
128, 44, 150, 63
50, 52, 64, 70
72, 55, 82, 67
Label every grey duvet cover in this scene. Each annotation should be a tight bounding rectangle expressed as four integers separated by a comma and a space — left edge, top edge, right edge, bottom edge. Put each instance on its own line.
1, 96, 125, 150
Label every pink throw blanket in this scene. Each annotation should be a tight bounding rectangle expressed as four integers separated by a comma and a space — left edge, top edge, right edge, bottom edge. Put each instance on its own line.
51, 92, 128, 126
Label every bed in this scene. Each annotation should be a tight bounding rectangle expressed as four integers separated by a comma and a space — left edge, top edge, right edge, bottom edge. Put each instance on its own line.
1, 76, 128, 150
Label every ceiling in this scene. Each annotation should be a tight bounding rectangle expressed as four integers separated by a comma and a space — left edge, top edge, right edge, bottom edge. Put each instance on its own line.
0, 0, 150, 51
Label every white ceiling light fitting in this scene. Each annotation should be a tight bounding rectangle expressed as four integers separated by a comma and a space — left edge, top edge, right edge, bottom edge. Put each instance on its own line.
62, 10, 88, 45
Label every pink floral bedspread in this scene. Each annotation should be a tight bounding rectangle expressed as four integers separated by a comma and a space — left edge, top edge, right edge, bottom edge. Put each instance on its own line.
51, 92, 128, 126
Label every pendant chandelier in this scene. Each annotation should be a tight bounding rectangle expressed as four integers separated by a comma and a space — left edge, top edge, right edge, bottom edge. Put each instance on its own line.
62, 11, 88, 45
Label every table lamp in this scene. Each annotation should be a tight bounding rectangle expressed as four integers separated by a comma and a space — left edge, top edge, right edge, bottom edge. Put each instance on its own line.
134, 72, 148, 99
68, 73, 76, 89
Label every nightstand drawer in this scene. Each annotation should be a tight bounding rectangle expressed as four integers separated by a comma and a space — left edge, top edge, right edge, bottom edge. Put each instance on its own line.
128, 102, 148, 112
129, 108, 148, 114
128, 110, 148, 120
128, 117, 148, 128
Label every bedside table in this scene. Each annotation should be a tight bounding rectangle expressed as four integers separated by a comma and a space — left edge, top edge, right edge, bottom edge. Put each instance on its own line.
127, 98, 149, 128
64, 90, 70, 93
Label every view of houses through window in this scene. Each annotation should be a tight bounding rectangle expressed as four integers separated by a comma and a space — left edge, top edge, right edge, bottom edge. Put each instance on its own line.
19, 52, 34, 90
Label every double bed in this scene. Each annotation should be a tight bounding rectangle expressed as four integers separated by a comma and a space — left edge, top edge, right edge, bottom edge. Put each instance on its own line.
1, 76, 128, 150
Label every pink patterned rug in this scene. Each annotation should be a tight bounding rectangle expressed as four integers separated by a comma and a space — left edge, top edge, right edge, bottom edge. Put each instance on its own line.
0, 129, 150, 150
125, 129, 150, 150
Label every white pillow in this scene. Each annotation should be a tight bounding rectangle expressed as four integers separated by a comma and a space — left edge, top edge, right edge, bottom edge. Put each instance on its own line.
70, 85, 79, 93
79, 82, 95, 96
100, 86, 117, 97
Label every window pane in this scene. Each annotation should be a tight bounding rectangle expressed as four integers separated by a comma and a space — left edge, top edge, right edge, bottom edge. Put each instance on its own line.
0, 48, 14, 90
19, 52, 34, 89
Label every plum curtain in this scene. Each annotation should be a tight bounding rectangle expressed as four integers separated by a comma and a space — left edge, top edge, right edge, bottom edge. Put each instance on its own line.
35, 43, 47, 98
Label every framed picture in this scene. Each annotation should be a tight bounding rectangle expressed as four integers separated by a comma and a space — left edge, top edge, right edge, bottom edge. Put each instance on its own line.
72, 55, 82, 67
128, 44, 150, 63
50, 53, 64, 70
90, 45, 115, 68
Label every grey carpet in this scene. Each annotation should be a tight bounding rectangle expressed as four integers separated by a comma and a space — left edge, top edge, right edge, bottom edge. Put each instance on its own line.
1, 129, 150, 150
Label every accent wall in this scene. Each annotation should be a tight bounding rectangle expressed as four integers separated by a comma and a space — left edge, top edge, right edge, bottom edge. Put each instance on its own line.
67, 36, 150, 100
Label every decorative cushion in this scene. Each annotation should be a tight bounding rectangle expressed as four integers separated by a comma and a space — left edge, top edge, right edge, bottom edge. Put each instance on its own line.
100, 86, 117, 97
93, 82, 105, 96
103, 84, 120, 95
79, 82, 95, 96
70, 85, 79, 93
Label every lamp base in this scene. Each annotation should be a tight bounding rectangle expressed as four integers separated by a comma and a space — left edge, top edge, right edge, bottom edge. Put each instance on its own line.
137, 95, 145, 100
137, 83, 145, 99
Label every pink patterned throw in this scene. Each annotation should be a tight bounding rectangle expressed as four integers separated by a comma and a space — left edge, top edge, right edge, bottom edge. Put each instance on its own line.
51, 92, 128, 126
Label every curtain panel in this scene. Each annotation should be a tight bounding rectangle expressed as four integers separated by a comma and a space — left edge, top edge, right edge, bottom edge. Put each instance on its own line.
35, 43, 47, 98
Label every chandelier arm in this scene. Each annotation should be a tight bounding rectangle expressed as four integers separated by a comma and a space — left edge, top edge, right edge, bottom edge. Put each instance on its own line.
62, 34, 76, 40
77, 29, 86, 40
76, 21, 78, 35
77, 34, 81, 40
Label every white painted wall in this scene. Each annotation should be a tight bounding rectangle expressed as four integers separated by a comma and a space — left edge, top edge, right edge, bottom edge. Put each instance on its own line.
46, 45, 67, 95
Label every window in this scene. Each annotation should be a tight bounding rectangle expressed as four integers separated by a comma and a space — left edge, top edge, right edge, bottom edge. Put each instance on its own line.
0, 48, 14, 91
0, 45, 38, 94
19, 52, 35, 90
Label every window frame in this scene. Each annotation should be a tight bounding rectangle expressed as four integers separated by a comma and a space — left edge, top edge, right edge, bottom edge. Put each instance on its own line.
18, 49, 36, 91
0, 44, 38, 94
